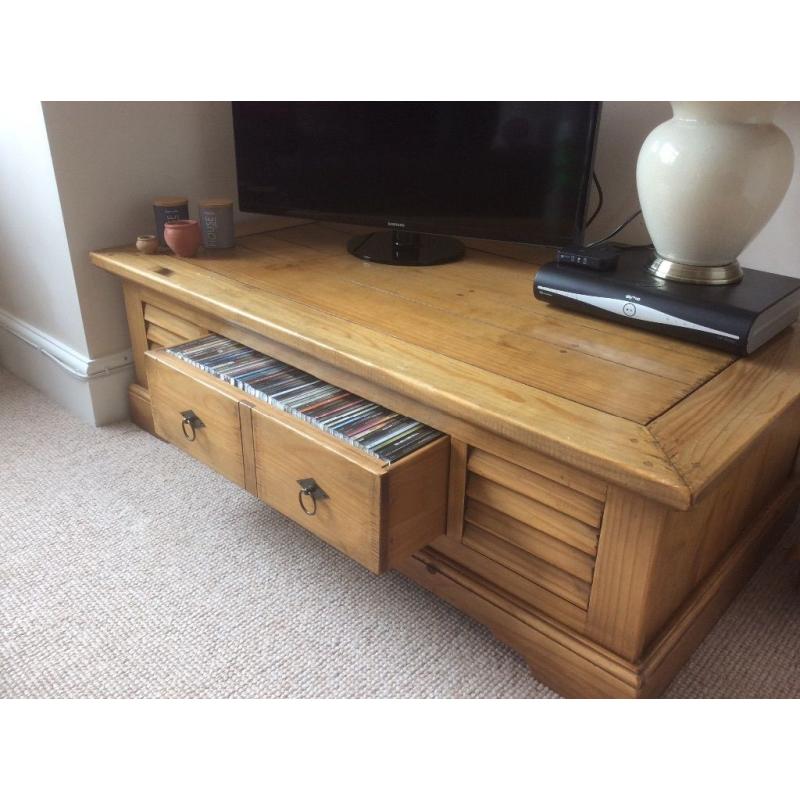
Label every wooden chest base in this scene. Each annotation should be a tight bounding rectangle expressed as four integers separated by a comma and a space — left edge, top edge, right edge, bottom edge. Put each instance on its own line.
91, 221, 800, 698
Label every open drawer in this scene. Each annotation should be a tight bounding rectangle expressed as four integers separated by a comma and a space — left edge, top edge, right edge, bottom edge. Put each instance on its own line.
144, 346, 450, 574
146, 347, 248, 488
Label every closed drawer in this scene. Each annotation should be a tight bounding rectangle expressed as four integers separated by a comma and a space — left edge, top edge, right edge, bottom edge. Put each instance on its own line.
145, 350, 246, 487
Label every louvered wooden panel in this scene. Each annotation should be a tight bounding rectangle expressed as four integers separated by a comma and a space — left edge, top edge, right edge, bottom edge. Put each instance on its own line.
466, 473, 599, 555
468, 449, 604, 527
144, 303, 208, 350
464, 500, 595, 582
145, 323, 183, 348
431, 534, 587, 629
463, 523, 592, 608
435, 444, 608, 617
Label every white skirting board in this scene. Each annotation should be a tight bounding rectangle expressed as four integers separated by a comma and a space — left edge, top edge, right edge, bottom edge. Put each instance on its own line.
0, 307, 134, 426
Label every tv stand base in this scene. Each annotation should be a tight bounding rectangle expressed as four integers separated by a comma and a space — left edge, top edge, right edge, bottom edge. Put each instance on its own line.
90, 220, 800, 698
347, 229, 465, 266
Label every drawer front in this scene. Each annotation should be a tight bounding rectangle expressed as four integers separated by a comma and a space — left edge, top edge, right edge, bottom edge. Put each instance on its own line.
143, 343, 448, 574
252, 409, 449, 574
145, 351, 246, 488
253, 410, 383, 569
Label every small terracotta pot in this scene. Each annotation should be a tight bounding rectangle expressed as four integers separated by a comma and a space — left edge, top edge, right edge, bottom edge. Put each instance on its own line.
164, 220, 201, 258
136, 235, 159, 255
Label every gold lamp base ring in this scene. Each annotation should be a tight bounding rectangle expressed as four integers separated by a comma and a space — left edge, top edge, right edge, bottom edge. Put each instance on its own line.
648, 256, 744, 286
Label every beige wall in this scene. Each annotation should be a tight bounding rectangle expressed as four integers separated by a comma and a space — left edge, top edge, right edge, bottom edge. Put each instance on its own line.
587, 101, 671, 247
1, 101, 261, 423
0, 101, 88, 353
741, 102, 800, 275
42, 101, 261, 360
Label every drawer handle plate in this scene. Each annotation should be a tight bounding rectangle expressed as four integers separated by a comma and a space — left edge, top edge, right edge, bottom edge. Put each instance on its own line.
297, 478, 328, 516
180, 410, 205, 442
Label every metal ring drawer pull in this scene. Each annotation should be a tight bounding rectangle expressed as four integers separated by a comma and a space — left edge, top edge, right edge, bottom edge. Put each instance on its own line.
180, 410, 205, 442
297, 478, 328, 516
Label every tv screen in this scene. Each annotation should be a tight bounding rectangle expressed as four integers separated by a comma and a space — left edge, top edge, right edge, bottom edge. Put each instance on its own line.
232, 101, 600, 249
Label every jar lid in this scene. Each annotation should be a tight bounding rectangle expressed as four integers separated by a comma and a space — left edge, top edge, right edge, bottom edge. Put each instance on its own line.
199, 197, 234, 208
153, 196, 188, 206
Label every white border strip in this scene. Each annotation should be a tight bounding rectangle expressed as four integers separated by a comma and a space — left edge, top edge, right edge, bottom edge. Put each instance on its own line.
0, 306, 133, 382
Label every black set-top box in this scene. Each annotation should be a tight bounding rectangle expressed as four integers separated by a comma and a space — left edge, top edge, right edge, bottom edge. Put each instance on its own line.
533, 247, 800, 355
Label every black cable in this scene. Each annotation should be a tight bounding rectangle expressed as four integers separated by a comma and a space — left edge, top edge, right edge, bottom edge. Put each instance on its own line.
585, 171, 603, 228
585, 208, 643, 248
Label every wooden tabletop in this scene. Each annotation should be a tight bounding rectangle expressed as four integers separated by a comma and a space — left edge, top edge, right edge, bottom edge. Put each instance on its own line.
91, 219, 800, 510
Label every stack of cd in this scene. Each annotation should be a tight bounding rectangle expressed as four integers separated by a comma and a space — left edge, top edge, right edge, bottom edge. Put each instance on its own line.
168, 334, 443, 464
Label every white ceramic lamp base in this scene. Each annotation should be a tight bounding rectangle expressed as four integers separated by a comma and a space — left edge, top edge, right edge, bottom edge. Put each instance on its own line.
637, 102, 793, 286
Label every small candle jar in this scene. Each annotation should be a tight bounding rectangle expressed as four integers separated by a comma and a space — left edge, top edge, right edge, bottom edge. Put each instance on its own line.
198, 198, 235, 249
153, 196, 189, 247
136, 235, 159, 254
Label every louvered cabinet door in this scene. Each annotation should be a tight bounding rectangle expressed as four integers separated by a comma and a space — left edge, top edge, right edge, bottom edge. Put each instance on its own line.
433, 441, 608, 631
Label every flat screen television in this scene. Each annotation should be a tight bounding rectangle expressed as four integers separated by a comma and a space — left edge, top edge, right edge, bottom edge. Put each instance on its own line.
232, 101, 601, 266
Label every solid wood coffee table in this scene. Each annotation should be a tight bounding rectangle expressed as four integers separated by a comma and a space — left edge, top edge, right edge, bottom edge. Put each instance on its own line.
91, 219, 800, 697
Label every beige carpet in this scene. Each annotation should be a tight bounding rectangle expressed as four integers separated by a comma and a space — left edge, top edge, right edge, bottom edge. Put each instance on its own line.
1, 367, 799, 698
